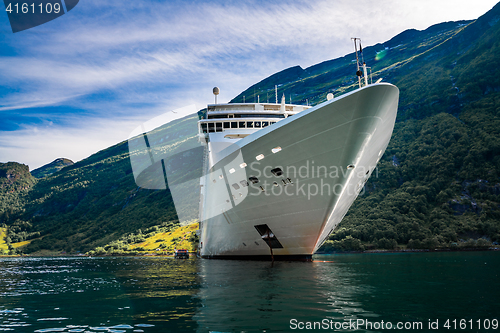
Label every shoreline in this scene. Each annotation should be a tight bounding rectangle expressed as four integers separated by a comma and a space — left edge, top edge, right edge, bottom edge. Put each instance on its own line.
316, 246, 500, 255
1, 247, 499, 258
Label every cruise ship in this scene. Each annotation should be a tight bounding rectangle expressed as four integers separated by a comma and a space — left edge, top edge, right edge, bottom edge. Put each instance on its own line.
198, 44, 399, 260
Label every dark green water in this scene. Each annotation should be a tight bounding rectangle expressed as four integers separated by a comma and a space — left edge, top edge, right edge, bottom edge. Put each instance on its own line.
0, 252, 499, 332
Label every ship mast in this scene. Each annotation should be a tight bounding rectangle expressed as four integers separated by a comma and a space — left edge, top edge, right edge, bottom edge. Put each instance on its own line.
351, 38, 368, 88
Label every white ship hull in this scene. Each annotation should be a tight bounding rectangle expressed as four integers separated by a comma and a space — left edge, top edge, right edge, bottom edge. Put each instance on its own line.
199, 83, 399, 259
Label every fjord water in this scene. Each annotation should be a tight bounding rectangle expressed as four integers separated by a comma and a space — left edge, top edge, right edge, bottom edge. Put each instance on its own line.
0, 252, 498, 332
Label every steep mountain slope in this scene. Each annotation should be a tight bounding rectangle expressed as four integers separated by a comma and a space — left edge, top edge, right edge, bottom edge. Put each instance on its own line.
231, 20, 474, 107
322, 3, 500, 250
2, 3, 500, 254
31, 158, 74, 179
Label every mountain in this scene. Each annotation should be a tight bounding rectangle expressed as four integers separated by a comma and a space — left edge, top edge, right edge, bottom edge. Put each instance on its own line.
0, 162, 34, 191
2, 3, 500, 254
0, 162, 35, 222
230, 19, 476, 108
31, 158, 74, 179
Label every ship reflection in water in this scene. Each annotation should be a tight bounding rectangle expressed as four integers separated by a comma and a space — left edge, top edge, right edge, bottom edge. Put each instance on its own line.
194, 258, 377, 332
0, 253, 499, 332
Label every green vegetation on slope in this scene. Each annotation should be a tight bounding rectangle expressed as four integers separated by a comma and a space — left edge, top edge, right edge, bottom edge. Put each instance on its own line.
321, 111, 500, 252
31, 158, 74, 179
0, 162, 36, 219
318, 3, 500, 251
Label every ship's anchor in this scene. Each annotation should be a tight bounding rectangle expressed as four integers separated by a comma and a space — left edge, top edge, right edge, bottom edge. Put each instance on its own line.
262, 230, 275, 263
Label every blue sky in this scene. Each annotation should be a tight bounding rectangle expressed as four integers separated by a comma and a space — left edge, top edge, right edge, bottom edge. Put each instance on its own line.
1, 0, 498, 170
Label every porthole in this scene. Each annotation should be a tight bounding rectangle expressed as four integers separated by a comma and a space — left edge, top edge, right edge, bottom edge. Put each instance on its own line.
232, 183, 240, 190
229, 168, 236, 174
249, 176, 259, 184
347, 164, 355, 170
273, 181, 279, 187
271, 146, 282, 153
240, 162, 247, 168
240, 180, 249, 187
271, 167, 283, 176
256, 154, 264, 161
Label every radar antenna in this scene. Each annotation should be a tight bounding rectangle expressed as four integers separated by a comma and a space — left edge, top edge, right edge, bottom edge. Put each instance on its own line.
213, 87, 220, 104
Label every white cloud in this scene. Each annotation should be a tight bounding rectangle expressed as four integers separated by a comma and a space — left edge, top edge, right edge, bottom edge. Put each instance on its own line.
0, 115, 165, 170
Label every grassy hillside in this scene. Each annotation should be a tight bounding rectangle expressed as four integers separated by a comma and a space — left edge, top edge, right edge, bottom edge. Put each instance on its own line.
0, 227, 7, 254
88, 222, 198, 256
